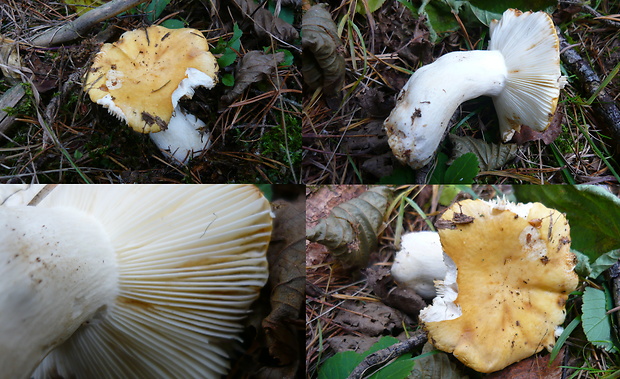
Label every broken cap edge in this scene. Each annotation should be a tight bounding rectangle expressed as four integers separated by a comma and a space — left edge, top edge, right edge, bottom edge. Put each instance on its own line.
421, 199, 578, 373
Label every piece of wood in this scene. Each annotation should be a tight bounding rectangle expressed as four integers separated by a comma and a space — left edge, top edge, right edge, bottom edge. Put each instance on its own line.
31, 0, 150, 47
0, 84, 26, 134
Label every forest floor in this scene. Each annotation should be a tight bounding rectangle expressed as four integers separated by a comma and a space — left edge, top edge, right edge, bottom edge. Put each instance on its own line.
0, 0, 302, 183
302, 0, 620, 185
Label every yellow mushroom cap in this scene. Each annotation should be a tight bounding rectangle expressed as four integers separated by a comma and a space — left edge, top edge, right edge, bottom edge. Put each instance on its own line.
84, 26, 219, 133
420, 199, 578, 373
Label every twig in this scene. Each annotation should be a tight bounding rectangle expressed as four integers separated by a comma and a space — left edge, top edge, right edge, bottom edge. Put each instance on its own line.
558, 31, 620, 143
347, 329, 428, 379
582, 4, 620, 29
31, 0, 150, 47
28, 185, 57, 206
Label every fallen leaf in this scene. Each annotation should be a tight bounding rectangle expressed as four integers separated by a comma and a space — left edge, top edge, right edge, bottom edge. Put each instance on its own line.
262, 196, 305, 372
364, 266, 427, 319
222, 51, 285, 104
411, 342, 468, 379
511, 109, 564, 145
486, 347, 565, 379
333, 300, 410, 337
301, 4, 345, 96
306, 186, 392, 270
233, 0, 299, 42
448, 134, 518, 170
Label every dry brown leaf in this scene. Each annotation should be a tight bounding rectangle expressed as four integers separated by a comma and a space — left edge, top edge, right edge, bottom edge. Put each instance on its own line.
306, 186, 392, 270
486, 347, 565, 379
511, 109, 564, 145
234, 0, 299, 42
301, 4, 345, 96
261, 196, 305, 376
222, 51, 285, 104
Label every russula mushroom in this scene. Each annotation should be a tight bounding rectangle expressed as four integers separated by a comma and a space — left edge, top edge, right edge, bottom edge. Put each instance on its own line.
420, 198, 578, 373
0, 184, 272, 378
84, 25, 219, 164
391, 231, 447, 299
384, 9, 566, 169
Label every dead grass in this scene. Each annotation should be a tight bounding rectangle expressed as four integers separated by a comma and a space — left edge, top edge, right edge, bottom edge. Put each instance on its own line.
302, 0, 620, 184
0, 0, 301, 183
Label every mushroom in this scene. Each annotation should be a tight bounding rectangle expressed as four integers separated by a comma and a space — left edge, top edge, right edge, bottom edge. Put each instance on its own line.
391, 231, 447, 299
384, 9, 566, 169
419, 198, 578, 373
84, 26, 219, 164
0, 184, 272, 378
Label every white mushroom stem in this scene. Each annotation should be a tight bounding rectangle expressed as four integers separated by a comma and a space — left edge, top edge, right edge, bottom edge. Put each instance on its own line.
391, 231, 448, 299
0, 206, 118, 379
385, 51, 506, 169
385, 9, 565, 169
149, 106, 211, 164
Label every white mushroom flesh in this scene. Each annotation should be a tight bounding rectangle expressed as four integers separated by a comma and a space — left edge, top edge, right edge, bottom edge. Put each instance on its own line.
391, 231, 448, 299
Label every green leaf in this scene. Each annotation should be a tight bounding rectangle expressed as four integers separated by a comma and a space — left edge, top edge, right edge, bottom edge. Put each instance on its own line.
513, 185, 620, 259
363, 336, 400, 357
73, 150, 83, 160
268, 0, 296, 24
217, 51, 238, 68
318, 351, 363, 379
443, 153, 479, 184
221, 73, 235, 87
395, 0, 416, 14
573, 249, 592, 278
229, 23, 243, 52
369, 358, 415, 379
438, 185, 471, 206
160, 18, 185, 29
549, 316, 580, 363
428, 152, 449, 184
466, 3, 501, 26
448, 134, 517, 170
590, 249, 620, 279
318, 336, 409, 379
468, 0, 556, 14
144, 0, 170, 23
379, 165, 416, 184
256, 184, 273, 201
424, 1, 461, 33
581, 286, 616, 352
355, 0, 386, 14
277, 49, 294, 67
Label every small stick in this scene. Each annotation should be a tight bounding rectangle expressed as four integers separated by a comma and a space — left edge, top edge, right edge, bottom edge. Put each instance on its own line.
28, 185, 58, 206
347, 329, 428, 379
558, 31, 620, 142
31, 0, 151, 47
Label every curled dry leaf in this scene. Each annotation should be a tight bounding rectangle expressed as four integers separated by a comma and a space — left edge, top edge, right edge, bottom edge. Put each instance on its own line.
234, 0, 299, 42
0, 37, 22, 81
448, 134, 518, 171
306, 186, 392, 270
222, 51, 285, 104
301, 4, 345, 96
261, 196, 305, 377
